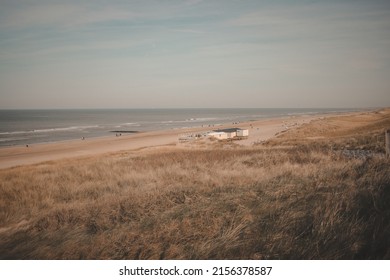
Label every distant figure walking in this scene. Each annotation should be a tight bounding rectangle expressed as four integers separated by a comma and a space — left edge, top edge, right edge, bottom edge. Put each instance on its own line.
26, 144, 29, 148
82, 137, 85, 140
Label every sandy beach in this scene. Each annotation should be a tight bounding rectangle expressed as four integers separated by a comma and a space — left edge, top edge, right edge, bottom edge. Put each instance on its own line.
0, 112, 363, 169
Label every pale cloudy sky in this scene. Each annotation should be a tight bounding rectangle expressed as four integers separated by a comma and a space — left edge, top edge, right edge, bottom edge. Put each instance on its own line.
0, 0, 389, 109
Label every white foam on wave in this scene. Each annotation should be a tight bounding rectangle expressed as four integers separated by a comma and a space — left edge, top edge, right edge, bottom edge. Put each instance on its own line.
0, 137, 30, 142
122, 123, 141, 126
160, 117, 218, 124
0, 125, 99, 135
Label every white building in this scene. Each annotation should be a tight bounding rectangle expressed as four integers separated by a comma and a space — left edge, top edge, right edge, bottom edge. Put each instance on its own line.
237, 129, 249, 137
180, 127, 249, 142
225, 131, 237, 138
212, 128, 249, 138
207, 131, 228, 140
208, 128, 249, 140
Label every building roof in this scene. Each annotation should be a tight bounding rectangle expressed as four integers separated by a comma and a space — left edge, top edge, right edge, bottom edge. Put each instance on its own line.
213, 128, 241, 133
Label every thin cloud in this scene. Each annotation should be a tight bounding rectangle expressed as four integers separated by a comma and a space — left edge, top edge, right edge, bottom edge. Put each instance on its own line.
228, 2, 390, 34
0, 39, 153, 62
165, 28, 206, 34
0, 2, 140, 30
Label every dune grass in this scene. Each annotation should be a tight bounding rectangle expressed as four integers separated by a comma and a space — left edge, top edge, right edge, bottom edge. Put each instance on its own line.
0, 109, 389, 259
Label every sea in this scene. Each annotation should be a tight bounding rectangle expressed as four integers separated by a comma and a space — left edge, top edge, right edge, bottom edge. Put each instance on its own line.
0, 108, 365, 147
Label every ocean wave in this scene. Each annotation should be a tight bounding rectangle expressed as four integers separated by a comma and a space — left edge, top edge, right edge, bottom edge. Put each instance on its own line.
114, 123, 141, 129
0, 137, 30, 142
122, 123, 141, 127
0, 125, 99, 135
160, 117, 217, 124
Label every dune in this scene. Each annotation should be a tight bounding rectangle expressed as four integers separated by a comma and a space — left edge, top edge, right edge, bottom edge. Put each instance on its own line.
0, 108, 389, 259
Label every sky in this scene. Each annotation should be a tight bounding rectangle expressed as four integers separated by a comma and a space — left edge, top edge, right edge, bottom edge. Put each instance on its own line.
0, 0, 390, 109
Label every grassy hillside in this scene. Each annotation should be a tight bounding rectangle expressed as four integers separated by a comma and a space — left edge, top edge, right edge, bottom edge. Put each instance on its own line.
1, 109, 389, 259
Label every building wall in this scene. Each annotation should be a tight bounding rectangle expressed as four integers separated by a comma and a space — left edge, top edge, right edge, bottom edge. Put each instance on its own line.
226, 132, 237, 138
237, 129, 249, 137
208, 132, 228, 140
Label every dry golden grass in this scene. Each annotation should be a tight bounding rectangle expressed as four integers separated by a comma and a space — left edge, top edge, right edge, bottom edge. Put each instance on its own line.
0, 109, 389, 259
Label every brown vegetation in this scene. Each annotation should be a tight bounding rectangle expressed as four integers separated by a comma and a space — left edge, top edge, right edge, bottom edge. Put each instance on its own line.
0, 109, 389, 259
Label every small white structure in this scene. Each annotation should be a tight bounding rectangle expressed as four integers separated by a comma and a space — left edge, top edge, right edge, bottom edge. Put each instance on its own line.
207, 128, 249, 140
213, 128, 238, 138
237, 129, 249, 137
207, 131, 228, 140
225, 131, 237, 138
180, 127, 249, 142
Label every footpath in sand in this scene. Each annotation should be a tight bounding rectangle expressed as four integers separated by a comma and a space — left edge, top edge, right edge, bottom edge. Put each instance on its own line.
0, 112, 364, 169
